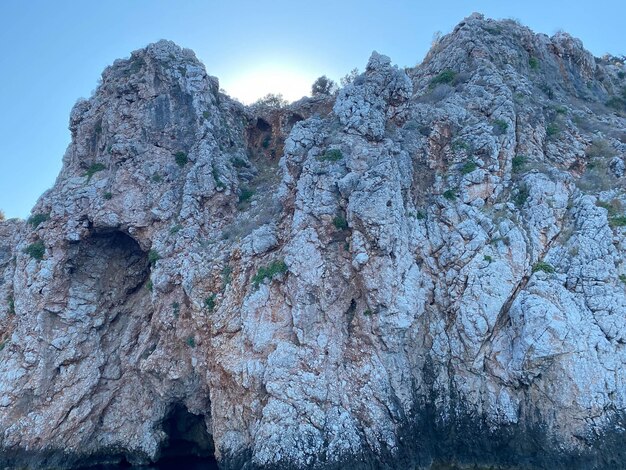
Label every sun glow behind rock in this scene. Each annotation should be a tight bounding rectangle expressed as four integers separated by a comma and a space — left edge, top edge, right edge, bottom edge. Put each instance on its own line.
221, 64, 316, 105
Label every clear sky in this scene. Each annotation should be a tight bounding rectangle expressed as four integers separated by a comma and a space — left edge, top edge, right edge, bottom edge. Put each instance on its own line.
1, 0, 624, 219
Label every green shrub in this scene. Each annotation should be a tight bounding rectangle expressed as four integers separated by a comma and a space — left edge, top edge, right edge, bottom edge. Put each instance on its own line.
484, 255, 493, 263
443, 189, 457, 201
460, 160, 477, 175
514, 185, 529, 207
212, 166, 225, 189
533, 261, 555, 274
232, 157, 248, 168
28, 213, 50, 228
619, 274, 626, 284
186, 336, 196, 348
546, 122, 560, 138
84, 163, 106, 181
238, 187, 254, 203
146, 280, 153, 292
606, 96, 626, 112
492, 119, 508, 134
203, 111, 211, 120
528, 57, 539, 70
24, 241, 45, 260
618, 71, 625, 80
318, 149, 343, 162
333, 215, 348, 230
597, 199, 621, 217
610, 216, 626, 227
169, 224, 182, 235
103, 192, 113, 200
262, 136, 272, 148
172, 301, 180, 318
174, 151, 188, 167
0, 340, 6, 352
7, 295, 14, 315
204, 294, 216, 312
512, 155, 526, 173
415, 211, 426, 220
151, 172, 163, 183
363, 309, 373, 316
452, 140, 471, 152
148, 249, 161, 265
252, 259, 288, 288
430, 69, 457, 88
222, 265, 233, 287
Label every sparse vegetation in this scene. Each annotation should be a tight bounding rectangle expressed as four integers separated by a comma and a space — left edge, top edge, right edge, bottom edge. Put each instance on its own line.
103, 192, 113, 200
311, 75, 338, 96
7, 295, 15, 315
204, 294, 216, 312
430, 69, 457, 88
174, 151, 188, 167
24, 241, 45, 261
146, 280, 153, 292
546, 122, 561, 138
148, 249, 161, 265
528, 56, 539, 70
620, 274, 626, 284
340, 68, 359, 87
186, 336, 196, 348
252, 259, 288, 288
172, 301, 180, 318
609, 216, 626, 228
238, 187, 254, 203
152, 172, 163, 183
514, 185, 530, 207
460, 160, 478, 175
492, 119, 509, 135
28, 213, 50, 228
203, 111, 211, 120
232, 157, 248, 168
443, 189, 457, 201
451, 140, 471, 153
333, 215, 348, 230
512, 155, 527, 173
254, 93, 288, 108
533, 261, 555, 274
169, 224, 182, 235
415, 211, 426, 220
222, 265, 233, 288
212, 166, 225, 189
84, 163, 106, 181
363, 309, 374, 316
318, 148, 343, 162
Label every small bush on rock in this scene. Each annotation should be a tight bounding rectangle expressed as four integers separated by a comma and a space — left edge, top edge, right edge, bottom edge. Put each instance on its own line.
533, 261, 555, 274
24, 241, 45, 261
252, 260, 288, 288
28, 213, 50, 228
174, 151, 188, 167
430, 70, 457, 88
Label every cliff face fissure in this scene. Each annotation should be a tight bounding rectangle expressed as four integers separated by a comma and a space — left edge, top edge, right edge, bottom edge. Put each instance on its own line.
1, 12, 626, 470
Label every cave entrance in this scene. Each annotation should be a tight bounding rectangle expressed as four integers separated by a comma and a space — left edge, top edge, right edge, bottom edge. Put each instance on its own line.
157, 404, 218, 469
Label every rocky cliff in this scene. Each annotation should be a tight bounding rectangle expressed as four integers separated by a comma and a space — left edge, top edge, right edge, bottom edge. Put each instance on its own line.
1, 13, 626, 469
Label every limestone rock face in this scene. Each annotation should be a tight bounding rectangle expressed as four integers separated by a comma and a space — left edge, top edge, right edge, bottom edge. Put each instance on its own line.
1, 15, 626, 469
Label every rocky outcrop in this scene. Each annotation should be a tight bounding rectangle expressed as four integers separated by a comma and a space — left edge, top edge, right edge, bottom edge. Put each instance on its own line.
1, 13, 626, 469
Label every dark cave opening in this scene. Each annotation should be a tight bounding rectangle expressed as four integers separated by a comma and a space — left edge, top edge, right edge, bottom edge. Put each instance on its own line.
156, 404, 218, 469
255, 117, 271, 132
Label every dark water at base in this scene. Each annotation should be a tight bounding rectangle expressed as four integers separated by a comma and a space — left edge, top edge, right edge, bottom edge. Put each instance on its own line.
82, 455, 219, 470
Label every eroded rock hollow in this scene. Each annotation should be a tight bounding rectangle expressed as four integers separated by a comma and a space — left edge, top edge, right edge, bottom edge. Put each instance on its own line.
1, 13, 626, 469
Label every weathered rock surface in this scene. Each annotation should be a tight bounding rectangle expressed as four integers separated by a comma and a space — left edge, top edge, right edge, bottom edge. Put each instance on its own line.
2, 14, 626, 469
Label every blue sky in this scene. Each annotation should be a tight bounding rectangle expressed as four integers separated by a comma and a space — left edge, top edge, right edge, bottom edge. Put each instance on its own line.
1, 0, 624, 219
